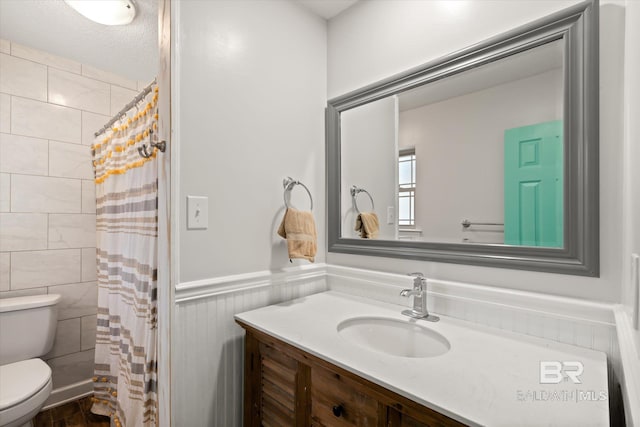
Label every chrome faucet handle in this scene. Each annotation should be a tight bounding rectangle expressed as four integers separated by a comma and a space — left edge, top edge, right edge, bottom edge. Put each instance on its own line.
407, 272, 426, 289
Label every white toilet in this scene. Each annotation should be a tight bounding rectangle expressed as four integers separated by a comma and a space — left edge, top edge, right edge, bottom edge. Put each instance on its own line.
0, 294, 61, 427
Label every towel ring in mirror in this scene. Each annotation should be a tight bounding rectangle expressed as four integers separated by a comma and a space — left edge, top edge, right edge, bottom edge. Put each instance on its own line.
283, 177, 313, 211
350, 186, 374, 214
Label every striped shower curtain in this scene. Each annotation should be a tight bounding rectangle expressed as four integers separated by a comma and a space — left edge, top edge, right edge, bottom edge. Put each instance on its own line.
90, 85, 159, 427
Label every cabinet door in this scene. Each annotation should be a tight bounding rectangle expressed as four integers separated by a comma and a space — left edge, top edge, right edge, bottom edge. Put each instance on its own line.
310, 365, 383, 427
244, 333, 310, 427
260, 343, 298, 425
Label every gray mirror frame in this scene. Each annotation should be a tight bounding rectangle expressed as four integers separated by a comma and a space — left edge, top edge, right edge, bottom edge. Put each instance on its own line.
327, 0, 599, 276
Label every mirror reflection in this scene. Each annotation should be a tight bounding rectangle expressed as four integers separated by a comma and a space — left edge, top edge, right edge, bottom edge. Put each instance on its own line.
341, 39, 564, 247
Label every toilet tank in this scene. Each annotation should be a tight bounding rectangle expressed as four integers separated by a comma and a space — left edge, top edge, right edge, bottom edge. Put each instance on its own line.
0, 294, 61, 365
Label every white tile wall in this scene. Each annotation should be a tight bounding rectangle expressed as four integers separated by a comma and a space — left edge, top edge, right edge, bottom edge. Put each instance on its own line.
0, 54, 47, 101
11, 175, 80, 213
48, 68, 110, 115
0, 287, 47, 299
0, 173, 9, 212
10, 249, 81, 289
80, 315, 97, 351
81, 180, 96, 213
0, 94, 9, 133
11, 97, 81, 143
0, 39, 146, 401
110, 85, 138, 116
0, 253, 9, 291
45, 317, 81, 359
0, 213, 48, 251
81, 247, 97, 282
48, 214, 96, 248
0, 133, 49, 175
0, 39, 9, 55
47, 349, 95, 389
48, 281, 98, 320
49, 141, 93, 180
81, 111, 109, 146
81, 64, 137, 90
10, 42, 81, 74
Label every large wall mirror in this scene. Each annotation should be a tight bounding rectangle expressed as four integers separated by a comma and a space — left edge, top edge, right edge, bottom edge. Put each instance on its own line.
327, 0, 599, 276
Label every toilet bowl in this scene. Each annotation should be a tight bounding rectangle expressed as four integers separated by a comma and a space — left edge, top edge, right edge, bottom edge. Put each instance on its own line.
0, 295, 61, 427
0, 359, 52, 427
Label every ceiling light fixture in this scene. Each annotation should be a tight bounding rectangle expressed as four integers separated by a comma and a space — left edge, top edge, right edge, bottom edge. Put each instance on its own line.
64, 0, 137, 26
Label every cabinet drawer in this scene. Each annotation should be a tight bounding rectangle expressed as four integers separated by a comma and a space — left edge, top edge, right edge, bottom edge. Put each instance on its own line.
311, 366, 381, 427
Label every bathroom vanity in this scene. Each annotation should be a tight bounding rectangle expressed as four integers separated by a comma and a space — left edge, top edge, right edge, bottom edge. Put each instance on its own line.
235, 291, 609, 426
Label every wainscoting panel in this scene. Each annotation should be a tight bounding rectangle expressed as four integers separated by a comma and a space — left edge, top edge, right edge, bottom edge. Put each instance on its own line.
173, 265, 327, 427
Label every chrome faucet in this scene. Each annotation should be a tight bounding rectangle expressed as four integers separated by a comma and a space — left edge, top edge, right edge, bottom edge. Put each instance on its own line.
400, 273, 439, 322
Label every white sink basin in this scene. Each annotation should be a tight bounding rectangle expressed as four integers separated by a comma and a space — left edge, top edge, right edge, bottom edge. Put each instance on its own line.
337, 316, 450, 358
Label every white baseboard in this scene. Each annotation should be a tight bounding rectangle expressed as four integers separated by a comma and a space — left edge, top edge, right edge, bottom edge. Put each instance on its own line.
42, 379, 93, 410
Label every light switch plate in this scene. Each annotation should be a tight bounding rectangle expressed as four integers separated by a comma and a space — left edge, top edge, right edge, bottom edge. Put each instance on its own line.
187, 196, 208, 230
387, 206, 395, 225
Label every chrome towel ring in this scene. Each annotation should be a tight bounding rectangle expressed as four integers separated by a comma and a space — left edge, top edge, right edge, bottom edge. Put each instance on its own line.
350, 185, 374, 214
283, 177, 313, 211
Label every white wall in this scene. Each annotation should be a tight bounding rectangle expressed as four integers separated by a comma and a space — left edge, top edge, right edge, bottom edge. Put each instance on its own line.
399, 69, 562, 243
172, 1, 327, 425
327, 0, 625, 303
177, 0, 327, 283
341, 96, 397, 239
622, 0, 640, 345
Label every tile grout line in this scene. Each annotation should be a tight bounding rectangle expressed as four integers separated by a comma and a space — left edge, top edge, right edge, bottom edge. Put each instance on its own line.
5, 38, 138, 91
1, 92, 110, 146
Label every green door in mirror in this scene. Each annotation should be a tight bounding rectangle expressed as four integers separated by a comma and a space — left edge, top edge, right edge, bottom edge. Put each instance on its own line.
504, 120, 563, 247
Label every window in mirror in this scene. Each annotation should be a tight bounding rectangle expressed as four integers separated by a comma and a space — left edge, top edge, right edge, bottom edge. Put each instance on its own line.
398, 148, 416, 227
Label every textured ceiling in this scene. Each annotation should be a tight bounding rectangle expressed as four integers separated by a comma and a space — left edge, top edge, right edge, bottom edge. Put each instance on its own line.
0, 0, 157, 82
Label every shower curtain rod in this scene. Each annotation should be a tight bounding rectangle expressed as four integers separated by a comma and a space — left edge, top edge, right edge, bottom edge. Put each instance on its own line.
94, 78, 157, 137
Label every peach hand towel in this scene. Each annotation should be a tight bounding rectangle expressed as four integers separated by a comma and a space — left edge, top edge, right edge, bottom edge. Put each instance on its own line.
277, 208, 317, 262
355, 212, 379, 239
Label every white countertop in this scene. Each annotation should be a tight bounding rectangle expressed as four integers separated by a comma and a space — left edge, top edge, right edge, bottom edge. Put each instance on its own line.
235, 291, 609, 427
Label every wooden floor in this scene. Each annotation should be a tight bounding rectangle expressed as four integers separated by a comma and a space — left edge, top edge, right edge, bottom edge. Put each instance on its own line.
34, 396, 110, 427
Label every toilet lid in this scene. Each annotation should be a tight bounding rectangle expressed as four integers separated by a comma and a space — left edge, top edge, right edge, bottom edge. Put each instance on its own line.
0, 359, 51, 410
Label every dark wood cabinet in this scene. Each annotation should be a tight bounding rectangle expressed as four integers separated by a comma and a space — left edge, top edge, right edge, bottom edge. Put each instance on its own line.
238, 321, 467, 427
